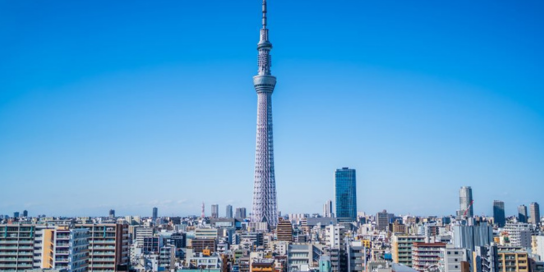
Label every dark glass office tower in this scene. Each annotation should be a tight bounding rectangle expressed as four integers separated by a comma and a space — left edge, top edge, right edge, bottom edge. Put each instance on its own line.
518, 205, 528, 223
493, 200, 505, 227
335, 167, 357, 221
530, 202, 540, 226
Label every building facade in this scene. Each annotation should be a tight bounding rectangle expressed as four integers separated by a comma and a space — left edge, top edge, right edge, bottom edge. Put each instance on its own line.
459, 186, 474, 219
335, 167, 357, 221
226, 205, 233, 219
493, 200, 506, 228
518, 205, 528, 223
211, 204, 219, 219
531, 202, 541, 225
75, 223, 129, 272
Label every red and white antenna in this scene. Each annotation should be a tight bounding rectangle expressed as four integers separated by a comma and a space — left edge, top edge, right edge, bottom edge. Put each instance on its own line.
201, 202, 205, 218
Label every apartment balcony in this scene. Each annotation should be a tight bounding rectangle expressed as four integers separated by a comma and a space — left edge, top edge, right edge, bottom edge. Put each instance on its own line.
91, 258, 116, 262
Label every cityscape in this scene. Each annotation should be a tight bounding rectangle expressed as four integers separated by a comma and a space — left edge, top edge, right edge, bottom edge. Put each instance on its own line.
1, 1, 544, 272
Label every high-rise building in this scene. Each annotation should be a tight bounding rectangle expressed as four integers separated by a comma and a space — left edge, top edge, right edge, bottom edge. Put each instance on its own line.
459, 186, 473, 219
391, 234, 425, 267
109, 209, 115, 219
323, 200, 333, 218
276, 218, 293, 242
502, 223, 531, 248
335, 167, 357, 221
376, 210, 391, 231
226, 205, 233, 219
453, 222, 493, 251
235, 207, 247, 219
22, 210, 28, 217
251, 0, 278, 228
211, 204, 219, 219
0, 224, 55, 271
518, 205, 528, 223
530, 202, 540, 226
152, 207, 158, 223
493, 200, 506, 228
75, 223, 130, 272
42, 226, 89, 272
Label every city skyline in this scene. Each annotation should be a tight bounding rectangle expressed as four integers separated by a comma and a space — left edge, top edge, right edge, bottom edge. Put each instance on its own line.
1, 0, 543, 217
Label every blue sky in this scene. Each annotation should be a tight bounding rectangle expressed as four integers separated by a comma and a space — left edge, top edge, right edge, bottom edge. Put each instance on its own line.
1, 0, 543, 218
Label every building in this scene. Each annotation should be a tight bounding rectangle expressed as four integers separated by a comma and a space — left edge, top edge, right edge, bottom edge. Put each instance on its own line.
212, 204, 219, 219
453, 223, 493, 251
251, 259, 275, 272
276, 218, 293, 242
325, 225, 347, 249
328, 247, 347, 272
439, 245, 469, 272
109, 209, 115, 219
391, 234, 425, 267
251, 0, 278, 228
531, 202, 541, 225
152, 207, 158, 223
134, 227, 153, 246
376, 210, 392, 231
75, 223, 130, 272
287, 244, 314, 271
518, 205, 528, 223
226, 205, 233, 219
532, 235, 544, 261
411, 242, 446, 272
335, 167, 357, 221
473, 245, 498, 272
158, 245, 176, 270
236, 208, 247, 220
502, 223, 531, 248
41, 226, 88, 272
190, 238, 216, 254
195, 228, 219, 239
493, 200, 506, 228
497, 247, 529, 272
319, 256, 332, 272
459, 186, 474, 219
346, 241, 366, 272
143, 237, 163, 254
0, 224, 55, 271
324, 200, 333, 218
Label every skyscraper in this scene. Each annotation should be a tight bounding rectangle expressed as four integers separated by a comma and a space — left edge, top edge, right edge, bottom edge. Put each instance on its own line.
459, 186, 473, 219
518, 205, 528, 223
226, 205, 233, 219
152, 207, 158, 222
211, 204, 219, 219
235, 207, 247, 219
530, 202, 540, 225
335, 167, 357, 221
109, 209, 115, 219
323, 200, 333, 218
251, 0, 278, 228
493, 200, 505, 227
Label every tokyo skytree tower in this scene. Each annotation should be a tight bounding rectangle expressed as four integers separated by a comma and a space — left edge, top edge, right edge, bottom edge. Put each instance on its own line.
251, 0, 278, 228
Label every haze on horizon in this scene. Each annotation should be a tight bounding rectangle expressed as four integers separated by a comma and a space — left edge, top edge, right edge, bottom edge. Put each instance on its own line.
1, 0, 543, 218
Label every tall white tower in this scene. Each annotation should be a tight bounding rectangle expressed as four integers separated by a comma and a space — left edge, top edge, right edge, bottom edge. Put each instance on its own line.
252, 0, 278, 228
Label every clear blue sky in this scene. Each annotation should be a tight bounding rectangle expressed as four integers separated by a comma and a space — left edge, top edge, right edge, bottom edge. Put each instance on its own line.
1, 0, 543, 218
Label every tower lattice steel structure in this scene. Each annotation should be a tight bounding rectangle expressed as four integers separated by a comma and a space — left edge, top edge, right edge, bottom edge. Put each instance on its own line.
252, 0, 278, 228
